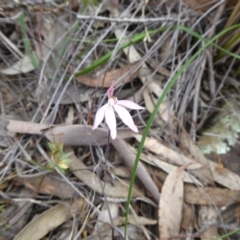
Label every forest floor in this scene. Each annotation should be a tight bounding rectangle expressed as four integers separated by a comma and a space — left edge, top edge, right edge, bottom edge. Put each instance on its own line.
1, 1, 240, 239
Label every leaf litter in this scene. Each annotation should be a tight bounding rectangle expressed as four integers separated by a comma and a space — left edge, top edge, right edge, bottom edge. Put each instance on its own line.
1, 1, 240, 239
159, 166, 184, 239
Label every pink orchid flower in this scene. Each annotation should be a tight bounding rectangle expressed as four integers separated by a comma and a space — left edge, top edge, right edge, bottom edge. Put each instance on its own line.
92, 81, 145, 139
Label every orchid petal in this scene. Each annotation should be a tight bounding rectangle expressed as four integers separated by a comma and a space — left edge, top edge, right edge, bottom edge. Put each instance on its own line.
117, 100, 145, 110
107, 80, 115, 98
92, 103, 109, 130
114, 104, 138, 132
105, 106, 117, 139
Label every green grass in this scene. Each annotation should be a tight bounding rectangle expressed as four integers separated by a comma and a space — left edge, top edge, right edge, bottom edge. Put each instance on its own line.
178, 24, 240, 61
213, 228, 240, 240
18, 13, 39, 69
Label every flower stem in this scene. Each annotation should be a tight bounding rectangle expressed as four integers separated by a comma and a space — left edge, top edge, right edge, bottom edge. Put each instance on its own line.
105, 129, 111, 161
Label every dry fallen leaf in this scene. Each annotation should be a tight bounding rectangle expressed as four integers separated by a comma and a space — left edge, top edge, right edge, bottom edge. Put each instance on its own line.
183, 0, 218, 11
0, 54, 36, 75
184, 185, 240, 206
208, 160, 240, 190
181, 203, 195, 231
198, 206, 219, 240
183, 0, 237, 11
65, 106, 75, 125
159, 166, 184, 239
76, 63, 140, 88
17, 175, 75, 199
94, 202, 119, 233
100, 215, 157, 232
14, 199, 84, 240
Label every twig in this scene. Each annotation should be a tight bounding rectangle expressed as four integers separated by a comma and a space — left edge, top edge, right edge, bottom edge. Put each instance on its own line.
76, 15, 186, 23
